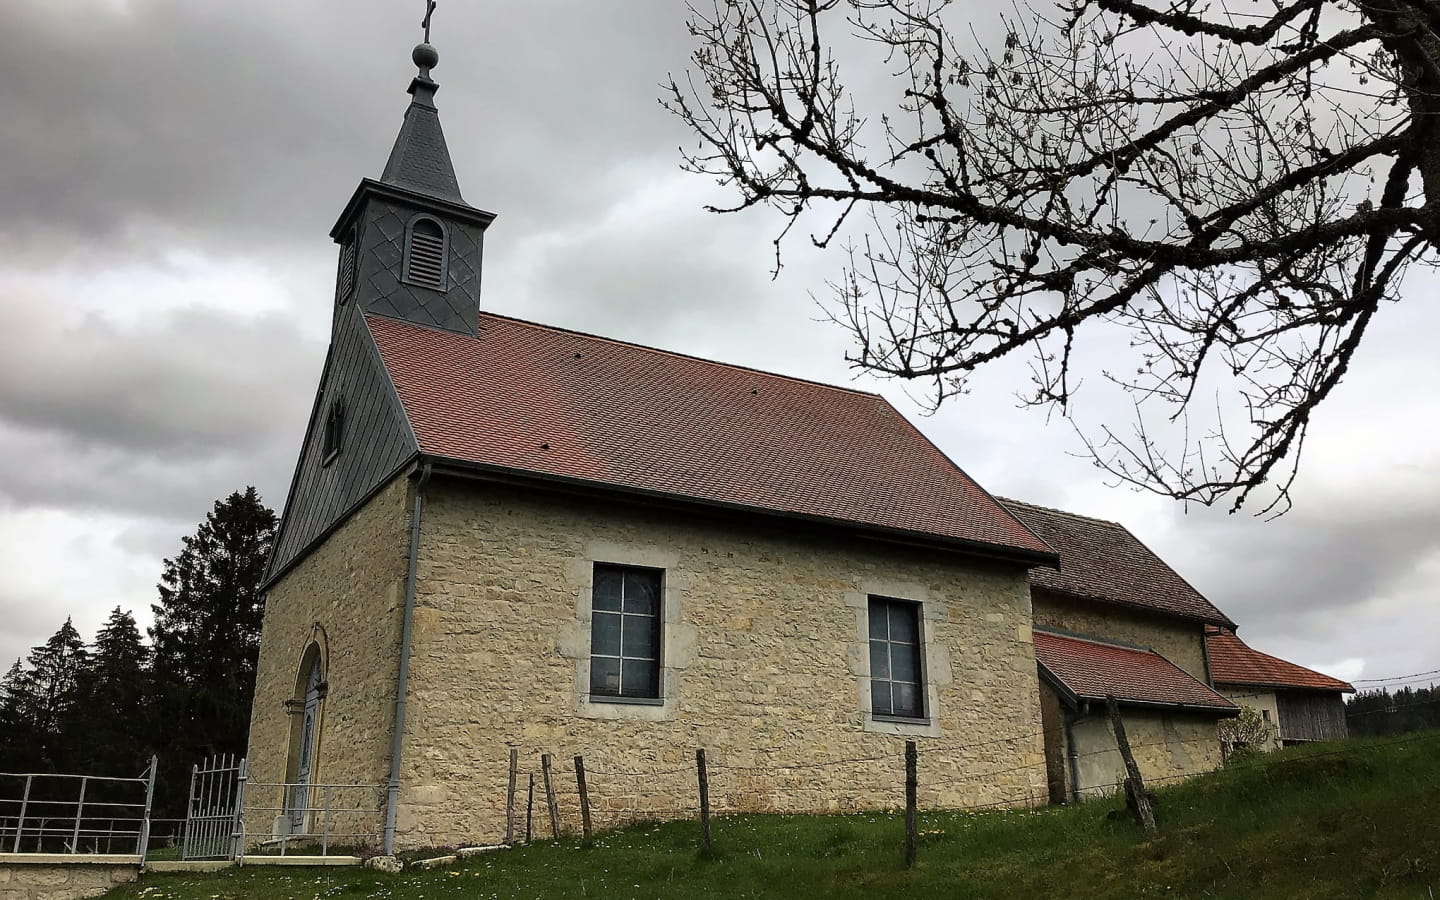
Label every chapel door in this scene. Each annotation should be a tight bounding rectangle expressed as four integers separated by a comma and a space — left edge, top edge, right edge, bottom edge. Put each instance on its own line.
290, 658, 323, 831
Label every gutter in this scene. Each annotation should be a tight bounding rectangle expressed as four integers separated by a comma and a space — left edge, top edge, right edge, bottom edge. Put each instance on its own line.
383, 460, 431, 855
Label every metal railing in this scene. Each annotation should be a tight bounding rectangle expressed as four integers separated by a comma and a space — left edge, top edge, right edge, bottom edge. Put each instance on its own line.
183, 755, 246, 860
0, 758, 157, 857
238, 781, 385, 857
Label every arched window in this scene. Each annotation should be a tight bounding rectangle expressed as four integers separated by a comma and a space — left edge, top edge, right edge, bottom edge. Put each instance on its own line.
322, 398, 345, 464
403, 216, 448, 289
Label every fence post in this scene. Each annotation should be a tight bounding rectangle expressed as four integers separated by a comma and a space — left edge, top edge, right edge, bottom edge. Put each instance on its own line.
13, 775, 31, 853
505, 748, 518, 846
696, 749, 712, 853
904, 740, 917, 870
71, 776, 89, 853
1105, 694, 1158, 838
138, 756, 158, 860
230, 759, 248, 861
321, 786, 332, 856
574, 756, 592, 844
541, 754, 561, 839
525, 774, 534, 844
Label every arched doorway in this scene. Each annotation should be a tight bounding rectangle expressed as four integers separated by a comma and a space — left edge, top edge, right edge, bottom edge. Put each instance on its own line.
284, 640, 326, 834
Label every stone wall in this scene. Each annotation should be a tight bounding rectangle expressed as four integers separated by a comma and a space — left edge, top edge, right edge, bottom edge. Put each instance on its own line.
1032, 592, 1209, 682
0, 858, 137, 900
246, 475, 414, 844
1065, 710, 1223, 799
1217, 687, 1281, 752
393, 479, 1047, 847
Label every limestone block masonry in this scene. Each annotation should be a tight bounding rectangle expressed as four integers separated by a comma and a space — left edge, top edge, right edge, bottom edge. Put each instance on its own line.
1033, 592, 1209, 682
247, 475, 414, 838
393, 479, 1048, 847
1067, 711, 1224, 799
0, 858, 138, 900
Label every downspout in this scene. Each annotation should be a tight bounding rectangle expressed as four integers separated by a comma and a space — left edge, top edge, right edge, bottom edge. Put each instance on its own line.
1066, 700, 1090, 804
1065, 714, 1081, 804
384, 460, 431, 856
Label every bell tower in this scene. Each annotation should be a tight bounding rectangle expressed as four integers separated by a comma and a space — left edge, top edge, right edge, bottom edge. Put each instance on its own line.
329, 11, 495, 335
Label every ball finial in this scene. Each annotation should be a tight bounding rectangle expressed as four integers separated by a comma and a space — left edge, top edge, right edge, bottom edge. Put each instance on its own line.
413, 42, 439, 72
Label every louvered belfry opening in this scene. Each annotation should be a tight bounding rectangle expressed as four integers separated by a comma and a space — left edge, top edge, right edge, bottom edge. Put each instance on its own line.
404, 217, 448, 288
336, 235, 357, 305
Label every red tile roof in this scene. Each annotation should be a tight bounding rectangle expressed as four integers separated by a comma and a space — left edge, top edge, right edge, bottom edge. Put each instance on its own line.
366, 313, 1055, 561
1205, 629, 1354, 693
1002, 500, 1234, 626
1034, 629, 1236, 712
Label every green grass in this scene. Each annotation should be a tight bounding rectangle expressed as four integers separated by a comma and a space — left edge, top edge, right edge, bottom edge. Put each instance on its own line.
105, 731, 1440, 899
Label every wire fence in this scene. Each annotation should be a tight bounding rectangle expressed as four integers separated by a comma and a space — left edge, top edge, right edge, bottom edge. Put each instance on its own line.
501, 726, 1440, 870
236, 781, 385, 857
0, 758, 157, 857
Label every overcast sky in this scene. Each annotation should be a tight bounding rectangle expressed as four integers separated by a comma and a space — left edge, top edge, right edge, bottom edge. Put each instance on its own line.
1, 1, 1435, 695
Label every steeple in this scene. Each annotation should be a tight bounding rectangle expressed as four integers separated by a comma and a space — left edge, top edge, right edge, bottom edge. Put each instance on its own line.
327, 2, 495, 336
380, 38, 465, 203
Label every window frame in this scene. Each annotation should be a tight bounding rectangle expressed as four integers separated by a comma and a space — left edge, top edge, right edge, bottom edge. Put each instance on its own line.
867, 595, 928, 723
401, 215, 449, 290
321, 398, 345, 466
587, 563, 665, 704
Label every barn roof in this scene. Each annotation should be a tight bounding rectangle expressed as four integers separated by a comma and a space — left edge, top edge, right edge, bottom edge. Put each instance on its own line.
366, 313, 1056, 563
1034, 629, 1237, 714
1205, 628, 1354, 693
1001, 500, 1235, 627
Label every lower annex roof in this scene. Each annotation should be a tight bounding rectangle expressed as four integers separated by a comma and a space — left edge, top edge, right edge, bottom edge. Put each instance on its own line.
1035, 629, 1237, 713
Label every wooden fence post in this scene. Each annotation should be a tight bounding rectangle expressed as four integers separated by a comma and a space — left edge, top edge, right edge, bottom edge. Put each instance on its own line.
505, 748, 518, 846
696, 748, 712, 852
1105, 694, 1158, 838
574, 755, 592, 844
904, 740, 918, 869
525, 774, 534, 844
541, 754, 561, 839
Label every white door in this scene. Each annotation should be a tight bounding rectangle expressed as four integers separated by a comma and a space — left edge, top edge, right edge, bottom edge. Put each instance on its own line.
290, 659, 322, 831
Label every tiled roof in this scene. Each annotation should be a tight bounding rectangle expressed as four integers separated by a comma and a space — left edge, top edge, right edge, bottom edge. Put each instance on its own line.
366, 313, 1056, 561
1001, 500, 1234, 626
1034, 629, 1236, 712
1205, 628, 1354, 693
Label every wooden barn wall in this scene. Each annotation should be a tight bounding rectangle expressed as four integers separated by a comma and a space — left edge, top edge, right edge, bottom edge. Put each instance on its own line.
267, 307, 417, 580
1277, 690, 1348, 742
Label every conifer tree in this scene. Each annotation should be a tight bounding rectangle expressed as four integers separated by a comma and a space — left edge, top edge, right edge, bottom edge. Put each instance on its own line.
68, 608, 152, 775
0, 659, 28, 770
149, 488, 276, 764
10, 619, 89, 771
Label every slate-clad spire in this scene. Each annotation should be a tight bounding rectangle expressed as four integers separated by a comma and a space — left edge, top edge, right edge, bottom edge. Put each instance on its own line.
381, 40, 465, 203
328, 4, 495, 337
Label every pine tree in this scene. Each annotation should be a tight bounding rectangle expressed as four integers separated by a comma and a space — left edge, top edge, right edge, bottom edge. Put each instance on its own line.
0, 659, 30, 770
11, 619, 90, 771
68, 608, 152, 775
149, 487, 276, 776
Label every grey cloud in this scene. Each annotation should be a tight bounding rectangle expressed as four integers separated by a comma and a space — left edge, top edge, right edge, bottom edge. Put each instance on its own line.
0, 2, 695, 260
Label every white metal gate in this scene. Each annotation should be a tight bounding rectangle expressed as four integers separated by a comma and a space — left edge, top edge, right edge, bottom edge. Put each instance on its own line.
181, 754, 246, 860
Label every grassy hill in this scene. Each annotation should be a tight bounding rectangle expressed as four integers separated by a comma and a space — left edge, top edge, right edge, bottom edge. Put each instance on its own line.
107, 731, 1440, 899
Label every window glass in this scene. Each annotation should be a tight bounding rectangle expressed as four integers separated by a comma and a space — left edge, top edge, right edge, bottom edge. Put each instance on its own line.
868, 597, 924, 719
589, 564, 662, 700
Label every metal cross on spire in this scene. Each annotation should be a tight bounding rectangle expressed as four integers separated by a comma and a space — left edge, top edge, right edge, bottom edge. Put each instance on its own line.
422, 1, 437, 43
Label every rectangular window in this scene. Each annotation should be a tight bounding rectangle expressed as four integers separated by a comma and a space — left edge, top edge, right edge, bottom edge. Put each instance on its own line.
589, 564, 662, 701
869, 597, 924, 719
